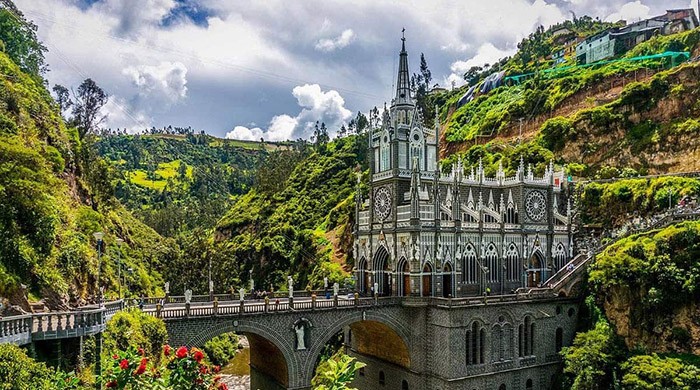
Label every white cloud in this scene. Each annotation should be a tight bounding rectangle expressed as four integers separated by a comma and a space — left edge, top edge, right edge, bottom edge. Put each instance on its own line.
122, 61, 188, 104
101, 96, 152, 132
17, 0, 693, 136
228, 84, 352, 141
605, 1, 651, 22
445, 43, 515, 88
315, 29, 355, 52
225, 125, 265, 141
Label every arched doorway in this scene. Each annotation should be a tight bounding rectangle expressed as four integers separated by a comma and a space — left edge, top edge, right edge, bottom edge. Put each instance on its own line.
527, 251, 546, 287
442, 263, 453, 298
358, 258, 369, 295
422, 263, 433, 297
398, 258, 410, 297
373, 246, 391, 296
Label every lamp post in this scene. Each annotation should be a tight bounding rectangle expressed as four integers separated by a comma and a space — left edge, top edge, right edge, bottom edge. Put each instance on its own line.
208, 253, 213, 301
93, 232, 104, 307
249, 269, 254, 292
116, 238, 124, 300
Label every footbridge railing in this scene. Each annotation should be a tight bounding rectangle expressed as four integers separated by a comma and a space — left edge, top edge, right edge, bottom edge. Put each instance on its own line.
0, 300, 124, 346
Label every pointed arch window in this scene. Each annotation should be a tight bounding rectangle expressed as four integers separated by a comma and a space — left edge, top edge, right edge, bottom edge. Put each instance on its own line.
506, 244, 519, 282
519, 315, 535, 357
466, 321, 485, 365
380, 133, 391, 171
409, 129, 424, 171
554, 243, 567, 271
463, 244, 478, 284
485, 244, 499, 283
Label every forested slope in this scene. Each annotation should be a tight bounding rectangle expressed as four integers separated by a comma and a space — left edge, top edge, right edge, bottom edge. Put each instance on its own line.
0, 48, 177, 310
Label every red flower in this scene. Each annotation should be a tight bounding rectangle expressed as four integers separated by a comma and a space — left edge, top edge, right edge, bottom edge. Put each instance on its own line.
193, 349, 204, 362
112, 354, 118, 360
163, 344, 172, 356
106, 380, 117, 388
119, 359, 129, 370
135, 362, 147, 375
175, 346, 188, 359
218, 383, 228, 390
213, 365, 220, 373
137, 347, 145, 356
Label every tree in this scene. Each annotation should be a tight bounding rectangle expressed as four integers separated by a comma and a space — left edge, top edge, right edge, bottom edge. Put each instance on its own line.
72, 78, 108, 139
463, 66, 483, 86
621, 354, 700, 390
562, 320, 624, 390
52, 84, 72, 116
420, 53, 432, 88
0, 3, 47, 78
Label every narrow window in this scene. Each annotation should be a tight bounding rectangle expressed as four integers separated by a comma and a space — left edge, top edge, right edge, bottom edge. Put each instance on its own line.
379, 370, 385, 386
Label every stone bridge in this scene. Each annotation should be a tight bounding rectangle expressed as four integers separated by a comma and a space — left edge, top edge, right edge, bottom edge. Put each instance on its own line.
148, 292, 578, 390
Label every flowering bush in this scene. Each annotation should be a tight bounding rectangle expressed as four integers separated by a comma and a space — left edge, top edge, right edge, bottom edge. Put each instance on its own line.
101, 345, 227, 389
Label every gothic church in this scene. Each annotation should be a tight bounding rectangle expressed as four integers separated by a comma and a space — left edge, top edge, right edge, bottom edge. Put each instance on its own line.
354, 37, 573, 298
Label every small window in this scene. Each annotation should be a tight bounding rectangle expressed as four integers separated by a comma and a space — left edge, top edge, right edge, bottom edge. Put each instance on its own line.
556, 328, 563, 352
556, 306, 562, 315
499, 385, 506, 390
526, 379, 533, 390
402, 380, 409, 390
379, 370, 385, 386
359, 367, 365, 376
413, 133, 420, 141
568, 308, 575, 317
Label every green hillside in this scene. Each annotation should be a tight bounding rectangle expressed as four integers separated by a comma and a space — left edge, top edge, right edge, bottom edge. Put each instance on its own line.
0, 48, 178, 307
214, 135, 368, 293
436, 27, 700, 178
96, 134, 275, 237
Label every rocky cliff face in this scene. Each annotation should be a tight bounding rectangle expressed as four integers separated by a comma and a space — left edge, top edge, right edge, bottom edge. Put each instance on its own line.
603, 285, 700, 354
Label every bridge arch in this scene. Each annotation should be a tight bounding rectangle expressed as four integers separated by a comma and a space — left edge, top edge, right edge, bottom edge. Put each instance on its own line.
185, 319, 296, 389
302, 308, 413, 383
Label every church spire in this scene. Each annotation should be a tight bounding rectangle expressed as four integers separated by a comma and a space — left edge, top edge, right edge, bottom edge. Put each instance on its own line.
394, 29, 412, 107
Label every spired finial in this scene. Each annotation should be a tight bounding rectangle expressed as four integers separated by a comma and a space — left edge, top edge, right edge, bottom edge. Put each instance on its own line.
402, 27, 406, 41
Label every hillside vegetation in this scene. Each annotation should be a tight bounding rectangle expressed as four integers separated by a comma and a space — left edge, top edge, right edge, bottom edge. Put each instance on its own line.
214, 135, 368, 292
437, 27, 700, 177
0, 25, 174, 308
97, 134, 270, 237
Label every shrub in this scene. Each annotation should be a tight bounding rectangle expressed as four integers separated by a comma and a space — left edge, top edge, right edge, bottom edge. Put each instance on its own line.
0, 344, 55, 390
541, 116, 574, 151
104, 308, 168, 361
203, 333, 239, 367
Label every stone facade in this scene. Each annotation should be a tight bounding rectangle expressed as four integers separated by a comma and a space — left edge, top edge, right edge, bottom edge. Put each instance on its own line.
354, 38, 574, 299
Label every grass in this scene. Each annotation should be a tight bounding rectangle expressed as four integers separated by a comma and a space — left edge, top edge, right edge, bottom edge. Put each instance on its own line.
129, 170, 166, 190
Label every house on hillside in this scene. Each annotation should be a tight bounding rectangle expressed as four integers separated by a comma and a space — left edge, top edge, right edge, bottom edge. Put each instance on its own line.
576, 9, 699, 64
575, 29, 616, 64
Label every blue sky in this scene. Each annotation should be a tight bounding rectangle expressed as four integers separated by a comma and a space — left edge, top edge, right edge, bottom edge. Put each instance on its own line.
16, 0, 697, 140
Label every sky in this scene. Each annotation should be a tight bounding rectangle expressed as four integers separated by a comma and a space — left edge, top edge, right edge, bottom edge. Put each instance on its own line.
14, 0, 699, 140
